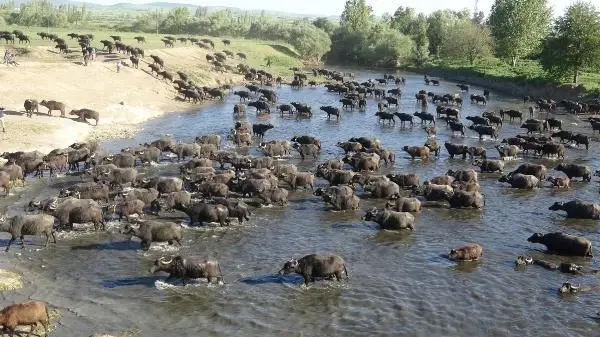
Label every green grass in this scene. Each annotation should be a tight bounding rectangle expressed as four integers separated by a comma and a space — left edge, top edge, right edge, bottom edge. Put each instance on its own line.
0, 24, 303, 75
421, 56, 600, 94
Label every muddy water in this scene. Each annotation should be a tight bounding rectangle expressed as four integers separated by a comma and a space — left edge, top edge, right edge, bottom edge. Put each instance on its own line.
1, 70, 600, 336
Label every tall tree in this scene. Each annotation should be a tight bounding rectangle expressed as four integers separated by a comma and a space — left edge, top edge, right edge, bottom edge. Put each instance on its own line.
313, 17, 336, 35
427, 10, 466, 57
340, 0, 373, 32
488, 0, 551, 67
390, 6, 416, 35
440, 20, 493, 65
540, 2, 600, 84
411, 14, 429, 64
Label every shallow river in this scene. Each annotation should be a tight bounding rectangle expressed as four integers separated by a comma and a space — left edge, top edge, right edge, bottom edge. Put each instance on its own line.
1, 69, 600, 336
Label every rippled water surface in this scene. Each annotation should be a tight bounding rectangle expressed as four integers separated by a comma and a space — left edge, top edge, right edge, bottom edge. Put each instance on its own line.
2, 69, 600, 336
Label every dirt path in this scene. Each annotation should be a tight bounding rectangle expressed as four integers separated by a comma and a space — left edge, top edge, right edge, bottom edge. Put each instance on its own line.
0, 46, 242, 153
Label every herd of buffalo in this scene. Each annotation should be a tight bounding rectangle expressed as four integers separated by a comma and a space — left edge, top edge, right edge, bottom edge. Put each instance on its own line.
2, 32, 600, 334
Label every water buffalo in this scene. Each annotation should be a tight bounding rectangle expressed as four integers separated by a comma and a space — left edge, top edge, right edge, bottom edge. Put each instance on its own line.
445, 190, 484, 209
258, 187, 289, 206
387, 173, 419, 189
314, 186, 360, 211
150, 256, 223, 285
444, 142, 469, 159
527, 232, 592, 257
176, 202, 229, 226
549, 200, 600, 219
495, 145, 519, 159
364, 180, 400, 199
469, 125, 498, 140
0, 214, 56, 251
280, 172, 314, 190
385, 197, 421, 212
59, 182, 109, 202
448, 243, 482, 261
211, 198, 251, 223
554, 163, 591, 182
473, 159, 504, 173
53, 198, 105, 230
291, 136, 321, 150
402, 146, 429, 160
511, 163, 547, 180
123, 221, 182, 250
23, 99, 39, 118
499, 173, 539, 189
69, 108, 99, 125
293, 143, 320, 160
39, 100, 66, 117
103, 152, 135, 168
363, 207, 415, 230
279, 254, 348, 286
0, 301, 50, 337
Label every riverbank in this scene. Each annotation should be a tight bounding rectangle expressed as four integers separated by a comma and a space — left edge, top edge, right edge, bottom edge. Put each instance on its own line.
0, 46, 248, 153
404, 64, 598, 101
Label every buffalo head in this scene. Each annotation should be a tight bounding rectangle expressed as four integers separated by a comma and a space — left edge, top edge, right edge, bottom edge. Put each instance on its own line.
362, 207, 379, 221
527, 233, 544, 243
515, 255, 533, 266
559, 281, 580, 294
150, 256, 176, 274
548, 202, 564, 211
278, 258, 299, 275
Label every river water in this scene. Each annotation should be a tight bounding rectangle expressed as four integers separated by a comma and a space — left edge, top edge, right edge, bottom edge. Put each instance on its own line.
1, 69, 599, 336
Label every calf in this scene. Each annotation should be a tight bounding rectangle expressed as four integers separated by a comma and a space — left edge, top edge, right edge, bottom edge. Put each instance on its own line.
448, 243, 482, 261
0, 301, 50, 337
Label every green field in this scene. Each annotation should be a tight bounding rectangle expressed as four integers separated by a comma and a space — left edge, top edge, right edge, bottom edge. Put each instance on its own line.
424, 57, 600, 94
0, 24, 304, 75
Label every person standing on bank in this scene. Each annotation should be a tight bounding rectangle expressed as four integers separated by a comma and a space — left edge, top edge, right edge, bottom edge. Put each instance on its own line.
0, 106, 6, 132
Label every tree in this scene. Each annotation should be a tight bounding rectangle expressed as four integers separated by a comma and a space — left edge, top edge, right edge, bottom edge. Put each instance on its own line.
472, 11, 485, 25
390, 7, 416, 35
540, 2, 600, 84
411, 14, 429, 64
427, 10, 467, 57
369, 26, 414, 67
340, 0, 373, 32
313, 17, 336, 35
162, 7, 191, 33
289, 23, 332, 62
440, 20, 493, 65
488, 0, 551, 67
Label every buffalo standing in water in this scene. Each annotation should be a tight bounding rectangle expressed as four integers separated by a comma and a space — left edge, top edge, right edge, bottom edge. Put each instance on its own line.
279, 254, 348, 286
150, 256, 223, 285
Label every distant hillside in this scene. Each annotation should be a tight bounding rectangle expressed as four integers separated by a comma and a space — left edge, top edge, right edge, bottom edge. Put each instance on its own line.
39, 1, 336, 19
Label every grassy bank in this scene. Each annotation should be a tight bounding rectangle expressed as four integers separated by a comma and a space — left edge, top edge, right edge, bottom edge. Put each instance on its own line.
408, 57, 600, 99
0, 25, 303, 76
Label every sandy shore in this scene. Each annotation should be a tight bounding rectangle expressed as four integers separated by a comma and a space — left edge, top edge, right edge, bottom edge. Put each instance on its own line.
0, 46, 242, 153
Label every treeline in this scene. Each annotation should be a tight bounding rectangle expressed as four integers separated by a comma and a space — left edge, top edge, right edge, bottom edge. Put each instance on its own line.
0, 0, 89, 27
2, 0, 599, 83
117, 7, 331, 62
325, 0, 600, 84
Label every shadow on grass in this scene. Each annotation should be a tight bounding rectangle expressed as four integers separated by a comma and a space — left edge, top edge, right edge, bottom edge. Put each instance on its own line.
264, 44, 298, 58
